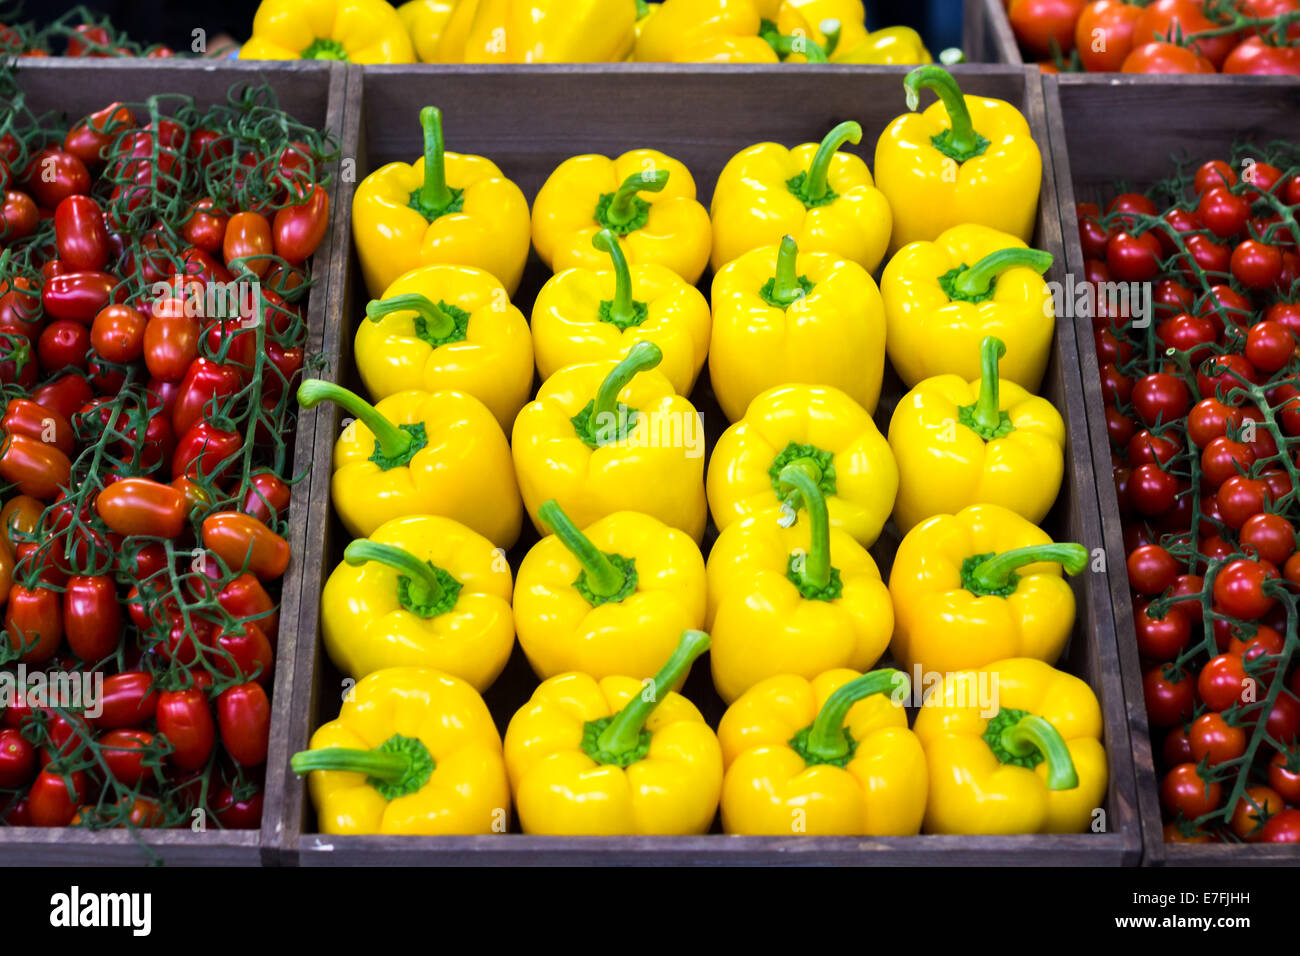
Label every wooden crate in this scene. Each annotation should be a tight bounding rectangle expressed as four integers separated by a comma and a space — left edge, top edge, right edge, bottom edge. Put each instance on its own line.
276, 63, 1141, 866
0, 59, 349, 866
963, 0, 1022, 65
1043, 72, 1300, 866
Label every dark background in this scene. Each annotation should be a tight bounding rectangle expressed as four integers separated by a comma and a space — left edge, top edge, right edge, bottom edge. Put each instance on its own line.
9, 0, 963, 55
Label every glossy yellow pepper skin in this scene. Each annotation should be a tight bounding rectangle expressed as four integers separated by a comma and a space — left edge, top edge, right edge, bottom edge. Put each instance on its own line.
634, 0, 824, 63
352, 107, 531, 298
875, 66, 1041, 254
914, 658, 1108, 835
834, 25, 932, 63
709, 236, 886, 422
357, 264, 533, 432
710, 122, 892, 274
298, 380, 522, 548
889, 337, 1065, 533
531, 150, 712, 284
888, 504, 1088, 675
434, 0, 636, 62
241, 0, 416, 62
883, 224, 1056, 392
708, 383, 897, 547
514, 502, 706, 681
719, 668, 926, 836
321, 516, 514, 691
504, 630, 722, 835
531, 229, 711, 394
292, 667, 509, 835
707, 464, 892, 703
396, 0, 457, 61
511, 342, 707, 542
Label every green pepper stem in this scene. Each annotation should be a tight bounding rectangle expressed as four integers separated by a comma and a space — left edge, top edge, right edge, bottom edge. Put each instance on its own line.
365, 293, 455, 339
538, 500, 624, 598
297, 379, 411, 462
819, 19, 842, 57
605, 170, 669, 227
804, 121, 862, 203
999, 714, 1079, 790
903, 66, 978, 155
593, 340, 662, 421
951, 248, 1054, 299
593, 229, 637, 327
769, 235, 805, 308
972, 336, 1006, 434
971, 544, 1090, 591
344, 539, 444, 606
595, 630, 711, 755
418, 106, 453, 214
290, 747, 409, 781
767, 31, 829, 62
804, 669, 909, 762
777, 462, 831, 591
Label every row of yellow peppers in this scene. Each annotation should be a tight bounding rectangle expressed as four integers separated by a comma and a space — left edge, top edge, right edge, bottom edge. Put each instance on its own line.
290, 66, 1109, 837
294, 638, 1106, 836
241, 0, 938, 65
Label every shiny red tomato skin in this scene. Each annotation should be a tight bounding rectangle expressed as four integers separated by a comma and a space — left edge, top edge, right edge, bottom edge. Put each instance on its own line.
1144, 665, 1196, 727
1161, 762, 1222, 819
155, 687, 215, 772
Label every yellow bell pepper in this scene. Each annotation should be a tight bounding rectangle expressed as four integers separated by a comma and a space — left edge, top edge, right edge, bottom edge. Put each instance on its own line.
352, 106, 531, 298
297, 379, 522, 548
514, 501, 706, 681
707, 463, 892, 703
504, 630, 722, 835
241, 0, 416, 62
710, 121, 893, 275
785, 0, 868, 56
531, 229, 711, 395
434, 0, 636, 62
358, 264, 534, 431
914, 658, 1108, 835
320, 515, 514, 691
511, 342, 707, 542
882, 223, 1056, 392
719, 668, 926, 835
888, 337, 1065, 533
532, 150, 711, 284
291, 667, 509, 835
833, 25, 932, 64
396, 0, 457, 62
709, 235, 886, 422
875, 66, 1042, 254
888, 504, 1088, 675
707, 383, 897, 546
634, 0, 827, 63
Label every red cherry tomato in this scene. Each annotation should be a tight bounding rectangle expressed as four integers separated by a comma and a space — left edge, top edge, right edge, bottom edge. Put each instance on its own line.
1134, 602, 1191, 660
216, 682, 270, 767
1144, 665, 1196, 727
1231, 239, 1284, 290
1161, 763, 1222, 819
1197, 187, 1251, 239
1188, 712, 1247, 767
1212, 557, 1278, 620
1127, 544, 1179, 595
155, 687, 215, 772
1198, 653, 1251, 711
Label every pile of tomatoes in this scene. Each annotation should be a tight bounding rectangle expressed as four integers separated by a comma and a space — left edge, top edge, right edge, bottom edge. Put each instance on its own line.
0, 68, 334, 831
1082, 143, 1300, 843
0, 6, 177, 59
1007, 0, 1300, 74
